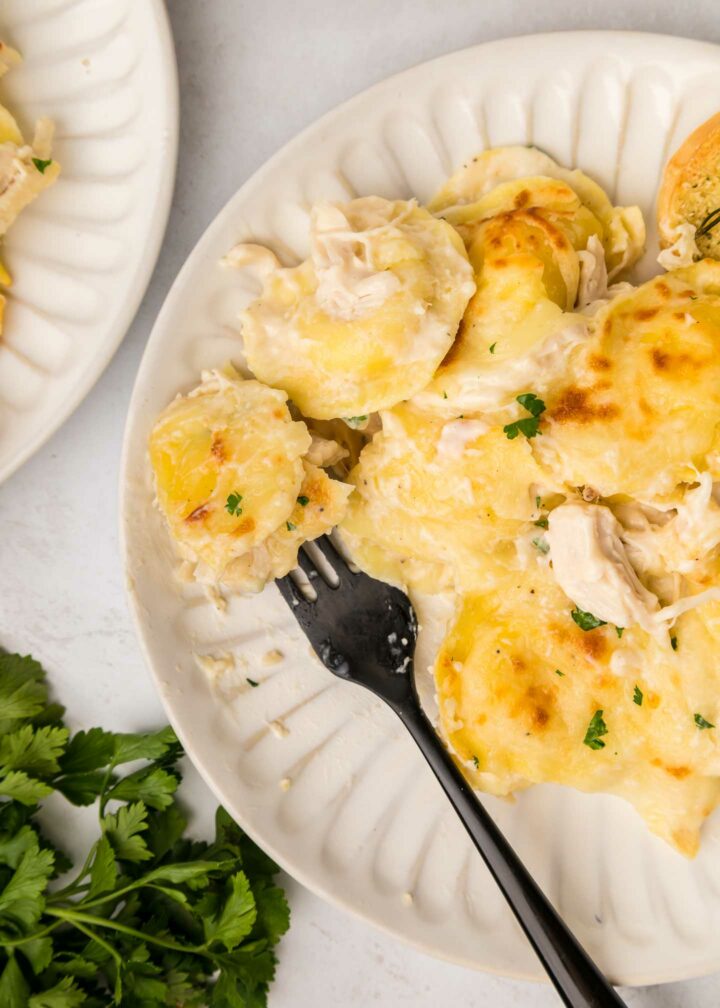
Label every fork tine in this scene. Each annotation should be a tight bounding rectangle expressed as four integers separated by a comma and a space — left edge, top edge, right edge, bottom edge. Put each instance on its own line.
312, 534, 354, 575
276, 573, 312, 609
296, 547, 321, 583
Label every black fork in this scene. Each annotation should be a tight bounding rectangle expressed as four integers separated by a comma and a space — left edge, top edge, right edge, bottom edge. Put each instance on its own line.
277, 535, 627, 1008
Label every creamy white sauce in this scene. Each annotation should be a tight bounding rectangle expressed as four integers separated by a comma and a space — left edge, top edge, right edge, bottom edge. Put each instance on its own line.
436, 419, 490, 459
421, 318, 588, 415
547, 501, 661, 632
222, 242, 280, 276
657, 222, 699, 271
310, 202, 401, 319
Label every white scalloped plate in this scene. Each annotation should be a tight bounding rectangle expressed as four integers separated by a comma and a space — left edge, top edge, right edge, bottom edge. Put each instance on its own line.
0, 0, 177, 484
122, 32, 720, 986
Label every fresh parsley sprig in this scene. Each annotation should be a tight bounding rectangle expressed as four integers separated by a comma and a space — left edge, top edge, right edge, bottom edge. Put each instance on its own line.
0, 653, 289, 1007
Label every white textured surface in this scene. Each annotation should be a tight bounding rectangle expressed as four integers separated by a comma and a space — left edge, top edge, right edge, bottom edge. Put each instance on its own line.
5, 1, 720, 1004
123, 28, 720, 988
0, 0, 177, 484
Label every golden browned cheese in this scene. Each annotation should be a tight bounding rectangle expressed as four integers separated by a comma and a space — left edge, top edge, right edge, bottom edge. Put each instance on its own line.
416, 148, 644, 418
339, 402, 549, 594
538, 262, 720, 498
149, 368, 349, 590
435, 562, 720, 857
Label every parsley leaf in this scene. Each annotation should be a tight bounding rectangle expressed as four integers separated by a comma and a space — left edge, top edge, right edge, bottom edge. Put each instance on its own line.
516, 392, 546, 417
344, 415, 368, 428
571, 608, 607, 631
471, 755, 479, 769
670, 635, 678, 651
246, 678, 259, 688
489, 342, 497, 354
534, 517, 548, 529
531, 537, 549, 555
286, 521, 296, 531
555, 669, 565, 677
583, 710, 608, 750
503, 393, 546, 440
695, 713, 715, 730
616, 627, 624, 639
31, 158, 52, 175
296, 495, 309, 507
633, 686, 643, 706
0, 651, 290, 1005
225, 492, 243, 517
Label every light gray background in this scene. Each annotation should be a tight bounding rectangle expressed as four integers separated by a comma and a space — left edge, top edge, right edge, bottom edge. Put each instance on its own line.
2, 1, 720, 1004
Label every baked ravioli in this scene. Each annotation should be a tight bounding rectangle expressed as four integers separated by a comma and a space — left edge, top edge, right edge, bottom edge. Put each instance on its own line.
538, 261, 720, 498
152, 136, 720, 856
340, 402, 551, 594
415, 148, 645, 418
240, 196, 475, 419
149, 368, 350, 592
434, 562, 720, 857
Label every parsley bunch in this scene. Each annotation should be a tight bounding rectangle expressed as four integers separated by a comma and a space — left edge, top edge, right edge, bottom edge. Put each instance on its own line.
0, 653, 289, 1007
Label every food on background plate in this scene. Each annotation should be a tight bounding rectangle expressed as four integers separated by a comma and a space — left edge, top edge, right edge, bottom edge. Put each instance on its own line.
149, 117, 720, 856
0, 41, 60, 329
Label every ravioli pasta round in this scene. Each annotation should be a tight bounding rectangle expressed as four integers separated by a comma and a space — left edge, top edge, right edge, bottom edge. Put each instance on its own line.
539, 261, 720, 498
435, 564, 720, 857
149, 368, 349, 590
340, 402, 549, 593
241, 196, 475, 420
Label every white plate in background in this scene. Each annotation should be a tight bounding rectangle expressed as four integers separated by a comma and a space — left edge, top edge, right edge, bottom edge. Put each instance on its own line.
0, 0, 177, 484
122, 32, 720, 985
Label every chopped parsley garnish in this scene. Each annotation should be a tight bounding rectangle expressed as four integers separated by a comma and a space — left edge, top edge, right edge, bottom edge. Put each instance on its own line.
32, 157, 52, 174
583, 709, 608, 750
344, 415, 368, 428
695, 713, 715, 730
616, 626, 624, 639
571, 608, 607, 631
225, 491, 243, 516
534, 517, 549, 529
535, 496, 542, 509
503, 393, 546, 441
246, 677, 259, 687
633, 685, 643, 706
555, 669, 565, 677
471, 755, 479, 769
531, 536, 549, 555
442, 391, 448, 399
286, 521, 296, 531
489, 342, 497, 354
670, 635, 678, 651
297, 495, 310, 506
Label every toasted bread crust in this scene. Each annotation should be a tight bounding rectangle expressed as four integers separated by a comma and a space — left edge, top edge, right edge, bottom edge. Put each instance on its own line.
658, 111, 720, 247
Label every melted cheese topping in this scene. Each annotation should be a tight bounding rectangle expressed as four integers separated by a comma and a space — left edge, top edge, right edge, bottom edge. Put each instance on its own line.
538, 262, 720, 498
434, 566, 720, 857
149, 367, 349, 590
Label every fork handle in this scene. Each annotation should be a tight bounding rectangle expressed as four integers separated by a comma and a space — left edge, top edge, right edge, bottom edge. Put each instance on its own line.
397, 703, 627, 1008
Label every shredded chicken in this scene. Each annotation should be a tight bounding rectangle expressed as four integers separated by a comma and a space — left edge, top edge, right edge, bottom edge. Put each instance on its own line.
310, 202, 402, 319
547, 501, 661, 632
